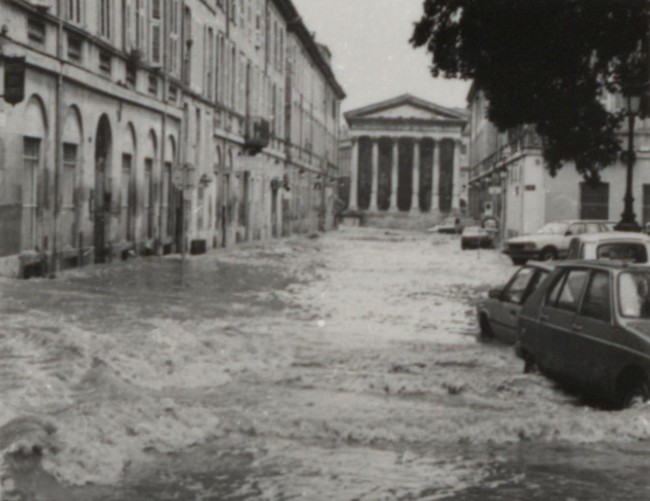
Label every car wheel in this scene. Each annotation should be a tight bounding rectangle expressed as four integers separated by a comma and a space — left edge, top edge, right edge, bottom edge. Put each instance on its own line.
479, 314, 493, 339
620, 380, 650, 409
512, 258, 527, 266
539, 247, 557, 261
521, 350, 538, 374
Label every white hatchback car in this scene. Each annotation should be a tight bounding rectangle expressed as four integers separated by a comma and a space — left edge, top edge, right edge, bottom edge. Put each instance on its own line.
503, 220, 615, 265
567, 232, 650, 262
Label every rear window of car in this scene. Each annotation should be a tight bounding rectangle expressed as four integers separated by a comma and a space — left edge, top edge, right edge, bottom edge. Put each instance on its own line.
597, 243, 648, 263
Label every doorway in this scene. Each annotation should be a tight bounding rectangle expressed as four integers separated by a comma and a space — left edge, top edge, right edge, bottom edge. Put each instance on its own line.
94, 115, 112, 263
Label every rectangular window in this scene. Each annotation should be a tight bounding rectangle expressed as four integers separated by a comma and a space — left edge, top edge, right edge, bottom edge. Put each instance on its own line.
67, 0, 82, 23
580, 182, 609, 220
167, 0, 180, 75
148, 73, 158, 96
126, 63, 137, 87
197, 186, 205, 230
150, 0, 162, 65
67, 32, 83, 62
100, 0, 112, 39
27, 17, 46, 45
99, 51, 112, 75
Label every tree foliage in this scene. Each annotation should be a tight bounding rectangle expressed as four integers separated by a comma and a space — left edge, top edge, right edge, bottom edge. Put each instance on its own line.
411, 0, 649, 181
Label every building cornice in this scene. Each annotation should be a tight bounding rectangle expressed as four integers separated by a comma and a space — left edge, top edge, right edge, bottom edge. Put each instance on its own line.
272, 0, 346, 100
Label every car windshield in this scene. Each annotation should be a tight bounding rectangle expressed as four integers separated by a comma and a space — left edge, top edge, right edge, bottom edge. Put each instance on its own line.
537, 222, 569, 235
618, 271, 650, 318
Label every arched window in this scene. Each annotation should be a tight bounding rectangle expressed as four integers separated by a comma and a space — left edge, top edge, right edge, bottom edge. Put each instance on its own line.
23, 95, 48, 250
62, 106, 83, 247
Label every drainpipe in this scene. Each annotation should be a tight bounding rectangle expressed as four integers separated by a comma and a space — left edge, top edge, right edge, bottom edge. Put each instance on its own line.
51, 0, 64, 276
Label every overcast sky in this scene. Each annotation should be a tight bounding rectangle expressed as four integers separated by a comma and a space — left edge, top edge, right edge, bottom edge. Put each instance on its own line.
292, 0, 472, 113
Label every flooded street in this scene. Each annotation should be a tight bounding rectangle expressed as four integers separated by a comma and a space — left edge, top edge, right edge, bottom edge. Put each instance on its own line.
2, 227, 650, 500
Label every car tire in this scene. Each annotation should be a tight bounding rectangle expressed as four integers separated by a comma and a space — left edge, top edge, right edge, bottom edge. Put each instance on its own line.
620, 379, 650, 409
479, 314, 493, 339
539, 247, 558, 261
521, 351, 538, 374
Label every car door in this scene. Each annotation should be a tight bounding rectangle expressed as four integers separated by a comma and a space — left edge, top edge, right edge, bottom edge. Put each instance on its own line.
489, 267, 537, 343
536, 268, 590, 376
567, 270, 614, 391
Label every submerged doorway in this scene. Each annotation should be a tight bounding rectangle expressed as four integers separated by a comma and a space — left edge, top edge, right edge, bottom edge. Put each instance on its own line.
94, 115, 112, 263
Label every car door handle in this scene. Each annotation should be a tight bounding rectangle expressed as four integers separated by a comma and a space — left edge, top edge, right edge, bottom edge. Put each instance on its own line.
540, 314, 549, 321
573, 324, 583, 332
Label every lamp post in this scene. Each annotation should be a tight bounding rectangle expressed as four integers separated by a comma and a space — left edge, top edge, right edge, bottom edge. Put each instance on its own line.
615, 91, 643, 232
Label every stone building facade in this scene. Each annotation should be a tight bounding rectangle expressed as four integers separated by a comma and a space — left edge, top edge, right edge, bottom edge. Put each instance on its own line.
467, 85, 650, 239
0, 0, 344, 277
340, 95, 468, 222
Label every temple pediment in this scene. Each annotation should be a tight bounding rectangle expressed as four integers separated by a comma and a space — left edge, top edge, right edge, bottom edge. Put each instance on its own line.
345, 94, 467, 123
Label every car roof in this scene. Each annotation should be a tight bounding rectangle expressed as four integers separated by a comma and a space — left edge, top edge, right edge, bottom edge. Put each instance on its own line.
549, 219, 615, 225
557, 260, 650, 271
571, 231, 650, 243
523, 261, 557, 271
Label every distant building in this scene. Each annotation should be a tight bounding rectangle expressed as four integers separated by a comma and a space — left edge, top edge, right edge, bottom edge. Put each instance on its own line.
0, 0, 345, 277
467, 84, 650, 238
339, 94, 468, 223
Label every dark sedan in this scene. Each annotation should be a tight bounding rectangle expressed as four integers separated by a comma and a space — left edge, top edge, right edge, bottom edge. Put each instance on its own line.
477, 262, 554, 343
517, 261, 650, 408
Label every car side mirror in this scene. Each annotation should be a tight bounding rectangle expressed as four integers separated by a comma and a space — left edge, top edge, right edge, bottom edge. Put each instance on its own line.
489, 289, 502, 300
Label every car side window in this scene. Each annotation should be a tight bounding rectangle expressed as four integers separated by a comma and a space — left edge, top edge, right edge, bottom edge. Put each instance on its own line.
547, 271, 568, 305
580, 271, 611, 322
586, 223, 601, 233
568, 223, 586, 236
551, 269, 589, 311
523, 270, 549, 304
503, 267, 536, 304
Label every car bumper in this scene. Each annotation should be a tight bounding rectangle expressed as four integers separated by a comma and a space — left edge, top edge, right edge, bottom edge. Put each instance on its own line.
502, 248, 539, 259
462, 237, 493, 249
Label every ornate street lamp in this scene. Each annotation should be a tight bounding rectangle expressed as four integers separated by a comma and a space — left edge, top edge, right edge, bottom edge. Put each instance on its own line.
615, 89, 642, 232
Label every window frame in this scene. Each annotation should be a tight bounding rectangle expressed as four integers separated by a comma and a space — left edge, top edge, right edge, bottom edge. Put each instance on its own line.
579, 270, 613, 323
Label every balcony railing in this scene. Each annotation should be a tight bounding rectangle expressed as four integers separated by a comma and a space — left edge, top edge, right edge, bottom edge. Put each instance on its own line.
469, 128, 542, 181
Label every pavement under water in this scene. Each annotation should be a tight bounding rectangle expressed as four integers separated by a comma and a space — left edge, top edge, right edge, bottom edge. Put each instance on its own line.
2, 228, 650, 500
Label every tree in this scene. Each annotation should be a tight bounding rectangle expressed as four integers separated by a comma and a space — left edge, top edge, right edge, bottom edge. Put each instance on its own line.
411, 0, 649, 181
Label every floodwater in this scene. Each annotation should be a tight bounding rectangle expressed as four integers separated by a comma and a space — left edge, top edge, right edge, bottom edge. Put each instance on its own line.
2, 227, 650, 500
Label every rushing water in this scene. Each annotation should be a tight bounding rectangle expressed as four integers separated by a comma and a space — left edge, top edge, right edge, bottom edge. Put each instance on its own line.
2, 229, 650, 500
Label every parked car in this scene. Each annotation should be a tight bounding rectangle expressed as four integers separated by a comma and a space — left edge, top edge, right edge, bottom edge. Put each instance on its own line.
503, 220, 615, 265
517, 261, 650, 408
567, 232, 650, 263
427, 216, 474, 234
461, 226, 494, 249
477, 262, 555, 343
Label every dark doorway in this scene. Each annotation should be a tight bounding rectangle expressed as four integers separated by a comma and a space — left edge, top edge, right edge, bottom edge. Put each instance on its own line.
357, 137, 372, 210
94, 115, 112, 264
221, 173, 230, 247
377, 138, 392, 211
439, 139, 454, 212
397, 138, 413, 211
420, 139, 434, 212
271, 183, 279, 238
